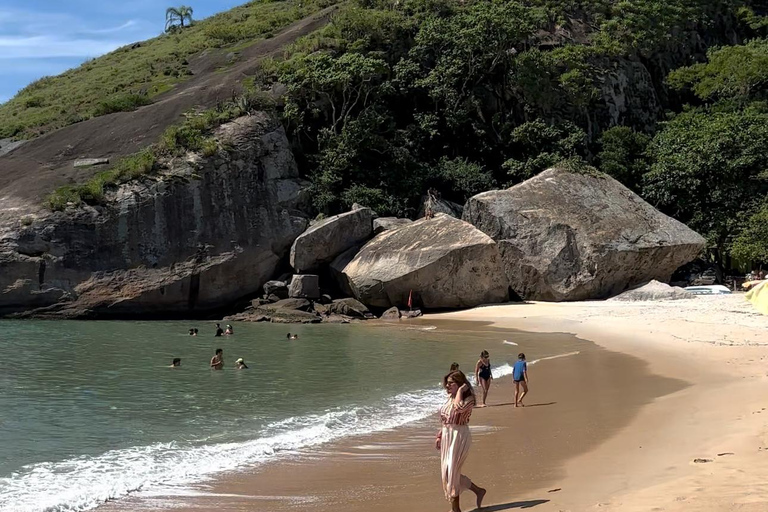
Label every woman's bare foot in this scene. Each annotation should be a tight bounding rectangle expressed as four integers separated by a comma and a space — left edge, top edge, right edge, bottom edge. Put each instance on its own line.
476, 487, 486, 509
477, 403, 486, 408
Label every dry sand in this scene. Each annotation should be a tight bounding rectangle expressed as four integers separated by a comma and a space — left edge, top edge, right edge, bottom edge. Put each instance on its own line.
106, 293, 768, 512
436, 293, 768, 512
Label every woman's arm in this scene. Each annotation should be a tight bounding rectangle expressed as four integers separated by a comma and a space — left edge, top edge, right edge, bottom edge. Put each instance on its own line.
453, 383, 470, 406
474, 360, 481, 383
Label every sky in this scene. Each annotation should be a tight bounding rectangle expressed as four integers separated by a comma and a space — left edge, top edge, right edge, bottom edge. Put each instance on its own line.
0, 0, 246, 104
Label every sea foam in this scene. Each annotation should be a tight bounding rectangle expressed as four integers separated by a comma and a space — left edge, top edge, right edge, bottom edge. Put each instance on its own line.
0, 364, 515, 512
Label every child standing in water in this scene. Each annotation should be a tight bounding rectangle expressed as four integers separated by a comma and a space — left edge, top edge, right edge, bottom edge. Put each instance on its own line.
513, 353, 528, 407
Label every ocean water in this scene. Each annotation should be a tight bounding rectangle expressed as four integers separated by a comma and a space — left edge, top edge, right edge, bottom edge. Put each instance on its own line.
0, 319, 578, 512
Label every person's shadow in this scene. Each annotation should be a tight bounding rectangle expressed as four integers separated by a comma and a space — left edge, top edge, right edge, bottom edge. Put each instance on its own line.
474, 499, 549, 510
488, 402, 557, 408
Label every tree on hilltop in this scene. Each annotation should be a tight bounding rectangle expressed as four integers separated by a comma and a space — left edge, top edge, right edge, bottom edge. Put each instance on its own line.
165, 5, 194, 32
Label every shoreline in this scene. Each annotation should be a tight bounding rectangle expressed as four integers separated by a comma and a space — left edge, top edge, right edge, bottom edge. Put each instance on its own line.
97, 293, 768, 512
430, 294, 768, 511
101, 311, 681, 512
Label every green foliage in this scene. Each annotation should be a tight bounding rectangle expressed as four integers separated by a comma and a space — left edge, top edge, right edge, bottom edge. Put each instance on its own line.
732, 198, 768, 263
0, 0, 335, 139
598, 126, 651, 191
434, 157, 496, 199
668, 39, 768, 102
503, 120, 587, 181
644, 108, 768, 250
92, 94, 153, 117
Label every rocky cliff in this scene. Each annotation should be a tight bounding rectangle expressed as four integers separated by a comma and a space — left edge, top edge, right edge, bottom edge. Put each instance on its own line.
0, 113, 308, 317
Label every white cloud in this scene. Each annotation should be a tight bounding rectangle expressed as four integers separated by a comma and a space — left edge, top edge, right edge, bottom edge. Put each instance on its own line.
81, 20, 138, 35
0, 35, 127, 59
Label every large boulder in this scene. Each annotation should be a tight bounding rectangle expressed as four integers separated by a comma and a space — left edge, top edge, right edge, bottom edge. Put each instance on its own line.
373, 217, 412, 234
342, 214, 509, 309
328, 297, 374, 319
0, 114, 309, 318
609, 280, 695, 301
288, 274, 320, 299
463, 167, 706, 301
329, 246, 359, 296
417, 196, 464, 219
290, 208, 374, 273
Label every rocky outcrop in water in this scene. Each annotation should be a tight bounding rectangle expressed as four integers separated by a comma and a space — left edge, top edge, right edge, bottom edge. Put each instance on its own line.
342, 214, 509, 309
0, 113, 308, 317
463, 167, 706, 301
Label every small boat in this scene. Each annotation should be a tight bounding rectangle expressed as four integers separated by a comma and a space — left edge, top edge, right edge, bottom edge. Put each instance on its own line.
683, 285, 732, 295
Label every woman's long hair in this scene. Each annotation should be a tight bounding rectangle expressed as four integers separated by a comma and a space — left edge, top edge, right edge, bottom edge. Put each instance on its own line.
442, 370, 474, 397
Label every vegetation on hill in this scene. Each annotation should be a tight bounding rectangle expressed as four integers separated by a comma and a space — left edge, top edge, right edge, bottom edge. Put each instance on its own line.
263, 0, 768, 269
0, 0, 334, 140
6, 0, 768, 269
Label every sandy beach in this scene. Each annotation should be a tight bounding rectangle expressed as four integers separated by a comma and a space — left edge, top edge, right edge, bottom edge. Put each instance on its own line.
104, 293, 768, 512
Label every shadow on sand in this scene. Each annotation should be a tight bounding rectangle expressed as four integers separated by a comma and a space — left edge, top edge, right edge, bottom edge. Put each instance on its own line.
476, 499, 550, 510
488, 402, 557, 408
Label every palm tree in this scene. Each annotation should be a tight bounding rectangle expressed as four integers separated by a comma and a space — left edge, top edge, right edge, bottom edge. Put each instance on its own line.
165, 5, 194, 32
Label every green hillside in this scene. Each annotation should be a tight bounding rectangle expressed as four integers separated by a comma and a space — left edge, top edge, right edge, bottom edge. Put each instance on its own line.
264, 0, 768, 267
0, 0, 334, 140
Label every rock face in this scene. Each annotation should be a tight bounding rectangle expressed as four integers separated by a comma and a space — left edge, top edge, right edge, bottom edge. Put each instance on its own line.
342, 214, 509, 309
329, 246, 359, 296
327, 297, 374, 319
417, 196, 464, 219
609, 280, 695, 301
380, 306, 401, 320
288, 274, 320, 299
290, 207, 374, 273
0, 113, 308, 317
264, 280, 288, 298
373, 217, 412, 234
463, 167, 706, 301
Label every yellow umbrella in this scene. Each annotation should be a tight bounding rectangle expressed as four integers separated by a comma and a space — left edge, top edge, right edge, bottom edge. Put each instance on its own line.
746, 280, 768, 315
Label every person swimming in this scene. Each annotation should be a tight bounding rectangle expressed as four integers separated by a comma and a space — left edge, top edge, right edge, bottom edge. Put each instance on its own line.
210, 348, 224, 370
188, 328, 196, 336
235, 357, 249, 369
214, 324, 224, 337
225, 324, 234, 335
286, 333, 298, 340
169, 358, 181, 367
450, 362, 460, 371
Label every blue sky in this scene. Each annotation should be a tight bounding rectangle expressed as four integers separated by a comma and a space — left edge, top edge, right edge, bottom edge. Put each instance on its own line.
0, 0, 246, 104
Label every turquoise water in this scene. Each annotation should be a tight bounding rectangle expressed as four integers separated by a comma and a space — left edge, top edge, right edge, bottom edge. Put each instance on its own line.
0, 319, 577, 512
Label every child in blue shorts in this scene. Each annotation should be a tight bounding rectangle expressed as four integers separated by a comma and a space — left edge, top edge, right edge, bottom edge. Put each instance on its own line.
513, 353, 528, 407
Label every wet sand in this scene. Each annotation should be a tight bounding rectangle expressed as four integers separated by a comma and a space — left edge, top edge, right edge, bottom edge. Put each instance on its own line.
105, 326, 684, 512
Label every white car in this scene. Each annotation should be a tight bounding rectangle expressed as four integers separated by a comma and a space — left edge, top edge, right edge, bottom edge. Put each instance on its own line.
683, 285, 732, 295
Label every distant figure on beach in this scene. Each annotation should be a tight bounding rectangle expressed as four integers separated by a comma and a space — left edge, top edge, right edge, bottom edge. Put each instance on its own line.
474, 350, 492, 407
436, 370, 486, 512
235, 357, 248, 369
214, 324, 224, 337
513, 353, 528, 407
286, 333, 298, 339
210, 348, 224, 370
225, 324, 234, 335
450, 362, 460, 371
169, 358, 181, 367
